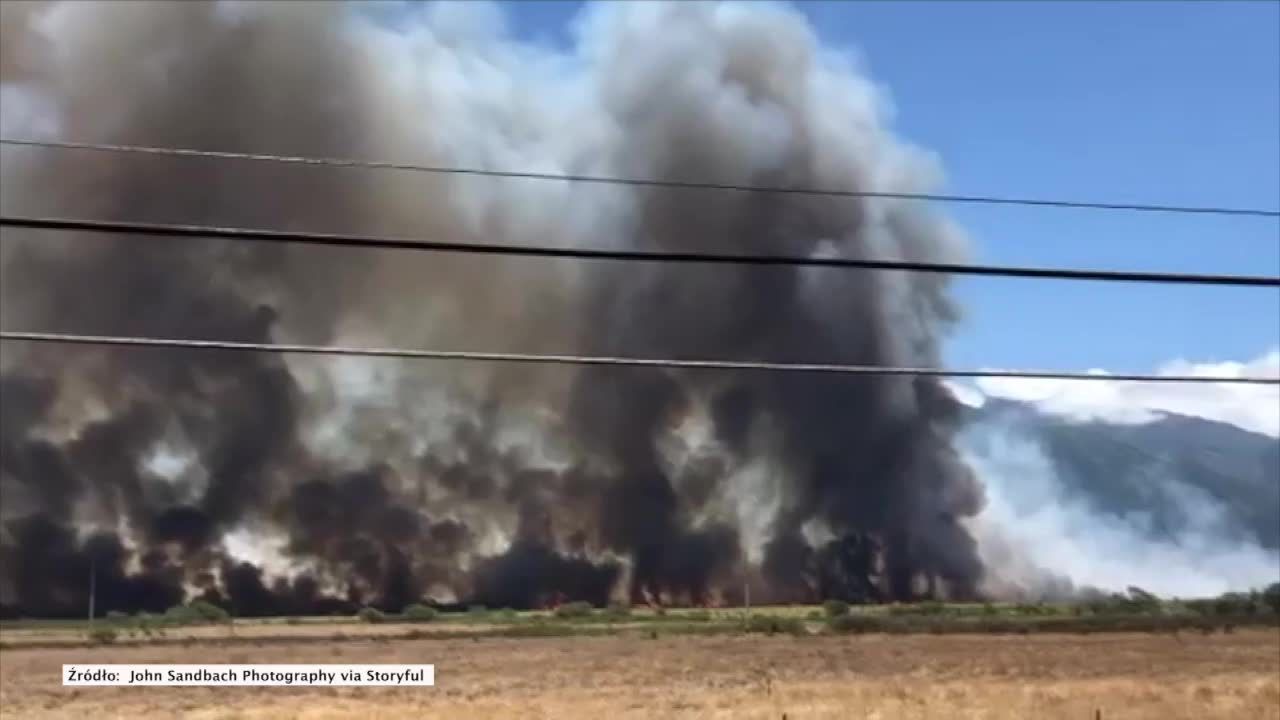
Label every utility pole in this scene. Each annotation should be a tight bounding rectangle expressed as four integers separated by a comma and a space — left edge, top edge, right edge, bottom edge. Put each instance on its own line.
88, 555, 96, 630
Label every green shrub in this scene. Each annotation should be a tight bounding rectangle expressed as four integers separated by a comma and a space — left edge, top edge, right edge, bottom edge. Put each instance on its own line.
284, 616, 302, 626
685, 609, 712, 622
917, 601, 947, 616
827, 615, 882, 634
605, 602, 631, 619
1182, 599, 1211, 616
1214, 592, 1256, 617
402, 604, 439, 623
499, 608, 519, 621
743, 614, 805, 636
163, 604, 201, 626
1263, 583, 1280, 615
1013, 603, 1044, 617
467, 605, 488, 619
886, 601, 949, 616
88, 627, 118, 644
189, 600, 231, 623
554, 601, 594, 619
157, 601, 231, 626
357, 607, 386, 624
105, 610, 131, 624
822, 599, 850, 618
1127, 586, 1161, 607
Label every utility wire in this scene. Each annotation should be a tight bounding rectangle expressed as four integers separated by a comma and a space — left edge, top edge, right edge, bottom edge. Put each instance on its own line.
4, 215, 1278, 287
2, 331, 1277, 385
4, 137, 1279, 218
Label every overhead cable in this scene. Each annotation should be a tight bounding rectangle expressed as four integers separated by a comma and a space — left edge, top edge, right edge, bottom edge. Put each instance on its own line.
3, 137, 1278, 218
4, 215, 1278, 287
3, 331, 1277, 385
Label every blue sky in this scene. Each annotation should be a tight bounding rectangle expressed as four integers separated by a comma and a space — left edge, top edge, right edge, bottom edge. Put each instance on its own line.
451, 1, 1280, 374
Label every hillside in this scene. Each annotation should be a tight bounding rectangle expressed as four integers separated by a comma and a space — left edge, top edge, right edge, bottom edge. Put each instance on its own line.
966, 398, 1280, 551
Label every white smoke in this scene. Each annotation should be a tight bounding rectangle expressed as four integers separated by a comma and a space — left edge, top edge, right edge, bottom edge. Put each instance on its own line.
963, 422, 1279, 598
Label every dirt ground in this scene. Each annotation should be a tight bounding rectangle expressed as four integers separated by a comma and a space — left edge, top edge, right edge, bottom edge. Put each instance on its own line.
1, 629, 1277, 719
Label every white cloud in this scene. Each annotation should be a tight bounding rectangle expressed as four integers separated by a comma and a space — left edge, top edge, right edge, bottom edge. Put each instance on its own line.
953, 349, 1280, 437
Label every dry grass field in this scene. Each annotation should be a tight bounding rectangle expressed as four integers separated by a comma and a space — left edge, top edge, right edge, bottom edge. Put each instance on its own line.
1, 628, 1276, 719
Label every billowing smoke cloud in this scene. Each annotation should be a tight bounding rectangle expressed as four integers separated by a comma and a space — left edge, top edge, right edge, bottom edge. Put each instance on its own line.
0, 0, 982, 617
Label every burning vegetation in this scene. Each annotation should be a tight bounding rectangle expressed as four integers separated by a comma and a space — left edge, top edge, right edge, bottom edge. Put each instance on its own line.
0, 1, 985, 617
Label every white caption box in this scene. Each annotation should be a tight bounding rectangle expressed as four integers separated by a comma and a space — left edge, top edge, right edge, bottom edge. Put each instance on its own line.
63, 664, 434, 686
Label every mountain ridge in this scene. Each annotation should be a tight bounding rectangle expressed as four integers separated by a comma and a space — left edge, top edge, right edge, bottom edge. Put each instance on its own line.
963, 397, 1280, 551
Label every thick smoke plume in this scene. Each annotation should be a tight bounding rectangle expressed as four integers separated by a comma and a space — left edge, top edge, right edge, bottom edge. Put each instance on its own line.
0, 1, 982, 617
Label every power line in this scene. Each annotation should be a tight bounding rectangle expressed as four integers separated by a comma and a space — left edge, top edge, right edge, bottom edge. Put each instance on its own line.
3, 330, 1277, 385
4, 215, 1279, 287
4, 137, 1279, 219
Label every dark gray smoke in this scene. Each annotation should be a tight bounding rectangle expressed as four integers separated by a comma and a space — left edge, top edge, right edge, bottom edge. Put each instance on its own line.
0, 0, 981, 616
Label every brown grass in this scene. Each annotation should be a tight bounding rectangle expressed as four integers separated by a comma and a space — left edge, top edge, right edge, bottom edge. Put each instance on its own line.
1, 629, 1276, 719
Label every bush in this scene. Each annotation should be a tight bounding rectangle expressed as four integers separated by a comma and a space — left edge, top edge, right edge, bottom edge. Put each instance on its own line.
284, 616, 302, 626
105, 610, 131, 624
1264, 583, 1280, 616
743, 614, 805, 636
605, 602, 631, 619
189, 600, 231, 623
1214, 592, 1256, 617
827, 615, 882, 634
357, 607, 386, 624
917, 601, 948, 616
467, 605, 488, 619
685, 609, 712, 622
157, 602, 231, 626
1013, 603, 1046, 617
163, 604, 201, 626
135, 612, 156, 636
88, 627, 118, 644
402, 604, 438, 623
1127, 586, 1161, 608
554, 601, 594, 619
822, 599, 850, 618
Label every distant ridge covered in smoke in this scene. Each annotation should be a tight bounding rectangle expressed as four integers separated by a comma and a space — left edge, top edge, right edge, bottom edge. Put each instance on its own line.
962, 396, 1279, 600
